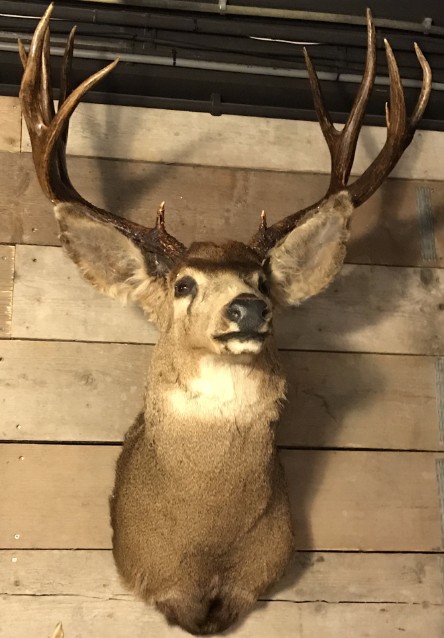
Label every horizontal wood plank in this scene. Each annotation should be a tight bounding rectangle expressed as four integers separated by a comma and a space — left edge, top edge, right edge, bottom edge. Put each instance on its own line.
1, 445, 442, 551
279, 351, 441, 450
0, 245, 14, 340
0, 97, 21, 152
0, 341, 148, 443
12, 245, 156, 344
12, 245, 444, 354
22, 103, 444, 181
2, 549, 441, 605
2, 596, 442, 638
1, 341, 441, 451
276, 264, 444, 355
1, 152, 443, 268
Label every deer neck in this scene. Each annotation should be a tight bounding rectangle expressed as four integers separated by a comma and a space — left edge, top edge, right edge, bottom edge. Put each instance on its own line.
143, 335, 287, 474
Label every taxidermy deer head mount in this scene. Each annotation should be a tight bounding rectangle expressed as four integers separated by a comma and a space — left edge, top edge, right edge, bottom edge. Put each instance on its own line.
20, 4, 431, 636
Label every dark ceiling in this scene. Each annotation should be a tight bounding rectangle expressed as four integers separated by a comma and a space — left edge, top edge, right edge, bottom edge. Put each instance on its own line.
1, 0, 444, 129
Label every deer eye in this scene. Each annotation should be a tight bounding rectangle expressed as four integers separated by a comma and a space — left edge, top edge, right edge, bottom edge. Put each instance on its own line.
258, 277, 270, 296
175, 276, 197, 298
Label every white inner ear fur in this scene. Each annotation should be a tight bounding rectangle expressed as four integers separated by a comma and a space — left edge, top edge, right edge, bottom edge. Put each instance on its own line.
267, 191, 354, 306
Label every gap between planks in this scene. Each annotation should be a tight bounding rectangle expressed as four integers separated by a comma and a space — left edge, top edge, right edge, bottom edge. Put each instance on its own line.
0, 244, 14, 339
1, 152, 443, 268
2, 550, 442, 605
1, 445, 442, 552
19, 100, 444, 181
3, 597, 442, 638
10, 245, 444, 354
0, 340, 442, 450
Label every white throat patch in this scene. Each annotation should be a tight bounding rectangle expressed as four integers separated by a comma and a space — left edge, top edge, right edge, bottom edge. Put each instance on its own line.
168, 355, 260, 420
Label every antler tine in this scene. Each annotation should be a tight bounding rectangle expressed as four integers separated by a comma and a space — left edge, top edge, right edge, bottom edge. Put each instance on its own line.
53, 25, 85, 196
384, 38, 407, 136
348, 39, 431, 206
304, 9, 376, 194
20, 2, 53, 127
303, 48, 335, 149
41, 26, 56, 126
332, 8, 376, 189
59, 26, 76, 109
411, 42, 432, 129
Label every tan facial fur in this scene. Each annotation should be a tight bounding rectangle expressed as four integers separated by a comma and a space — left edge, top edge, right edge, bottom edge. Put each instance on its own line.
170, 266, 271, 355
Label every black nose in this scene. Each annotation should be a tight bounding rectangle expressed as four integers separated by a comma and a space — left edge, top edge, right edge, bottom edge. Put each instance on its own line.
225, 294, 269, 332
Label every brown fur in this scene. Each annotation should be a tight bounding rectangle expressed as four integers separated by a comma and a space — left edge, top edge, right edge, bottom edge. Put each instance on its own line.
54, 192, 353, 634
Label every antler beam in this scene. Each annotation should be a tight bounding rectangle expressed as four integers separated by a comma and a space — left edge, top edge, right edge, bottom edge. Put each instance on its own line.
249, 9, 432, 258
19, 3, 185, 268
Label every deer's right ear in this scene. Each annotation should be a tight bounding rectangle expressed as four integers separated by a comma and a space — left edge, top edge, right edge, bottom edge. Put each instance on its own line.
55, 203, 171, 324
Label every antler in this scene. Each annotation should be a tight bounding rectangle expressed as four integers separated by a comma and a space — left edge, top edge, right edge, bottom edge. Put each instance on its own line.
249, 9, 432, 258
19, 3, 185, 269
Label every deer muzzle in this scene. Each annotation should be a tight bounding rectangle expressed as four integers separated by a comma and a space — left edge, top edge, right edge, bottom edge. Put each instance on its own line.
224, 294, 270, 335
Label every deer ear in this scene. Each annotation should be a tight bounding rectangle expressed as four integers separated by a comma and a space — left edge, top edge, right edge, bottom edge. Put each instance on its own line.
266, 192, 354, 306
55, 203, 170, 324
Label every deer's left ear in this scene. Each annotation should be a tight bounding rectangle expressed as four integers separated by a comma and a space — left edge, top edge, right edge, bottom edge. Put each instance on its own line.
55, 202, 172, 326
265, 192, 354, 306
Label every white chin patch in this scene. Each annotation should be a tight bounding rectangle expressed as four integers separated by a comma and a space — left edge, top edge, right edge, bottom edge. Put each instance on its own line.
225, 339, 264, 355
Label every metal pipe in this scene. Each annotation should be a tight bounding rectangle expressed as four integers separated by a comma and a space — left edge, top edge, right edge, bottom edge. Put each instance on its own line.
0, 40, 336, 80
2, 40, 443, 91
73, 0, 444, 37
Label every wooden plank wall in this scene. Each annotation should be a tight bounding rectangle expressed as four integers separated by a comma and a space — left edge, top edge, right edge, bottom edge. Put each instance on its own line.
1, 95, 444, 637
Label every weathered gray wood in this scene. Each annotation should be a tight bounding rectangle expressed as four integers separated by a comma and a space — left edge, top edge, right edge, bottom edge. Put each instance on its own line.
2, 549, 441, 605
22, 102, 444, 180
1, 341, 441, 451
1, 445, 442, 551
12, 245, 444, 354
270, 551, 443, 604
2, 596, 442, 637
279, 351, 441, 450
0, 245, 14, 339
0, 97, 21, 152
0, 341, 148, 442
12, 245, 157, 344
282, 449, 443, 552
276, 264, 444, 355
1, 152, 443, 268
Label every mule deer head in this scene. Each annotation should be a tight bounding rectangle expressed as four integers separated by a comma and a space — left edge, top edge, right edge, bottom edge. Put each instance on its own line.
20, 5, 431, 636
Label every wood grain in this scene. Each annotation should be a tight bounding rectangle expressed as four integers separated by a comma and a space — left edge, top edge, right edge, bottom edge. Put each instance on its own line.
279, 351, 441, 450
12, 245, 444, 354
3, 596, 442, 638
0, 245, 14, 340
21, 102, 444, 180
0, 341, 149, 442
0, 97, 21, 152
276, 264, 444, 355
1, 445, 442, 551
1, 152, 443, 268
12, 245, 157, 344
1, 341, 440, 451
2, 549, 441, 604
